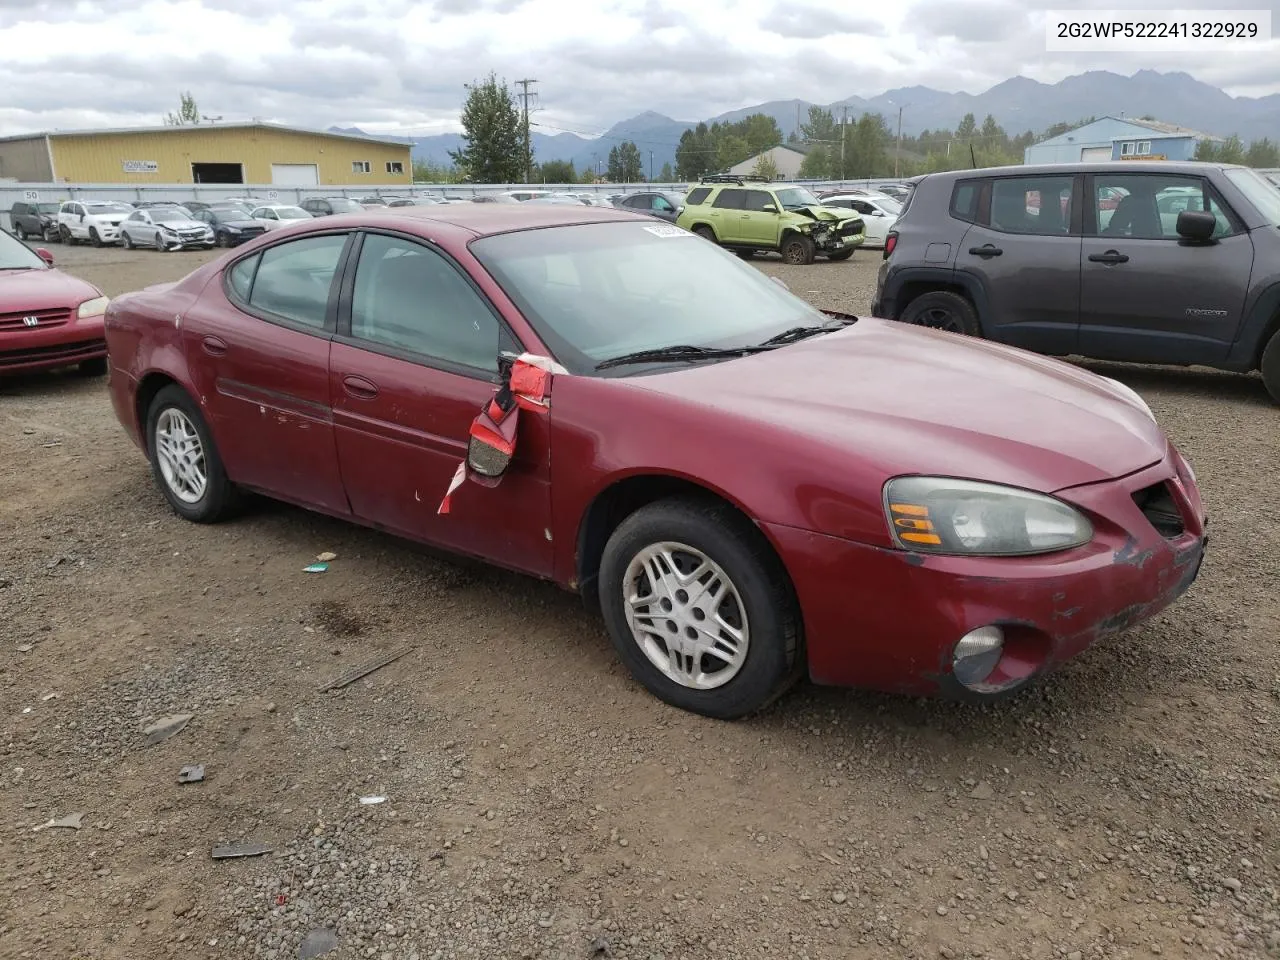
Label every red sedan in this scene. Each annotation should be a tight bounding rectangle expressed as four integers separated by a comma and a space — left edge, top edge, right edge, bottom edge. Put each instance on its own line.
1, 229, 110, 377
103, 205, 1207, 719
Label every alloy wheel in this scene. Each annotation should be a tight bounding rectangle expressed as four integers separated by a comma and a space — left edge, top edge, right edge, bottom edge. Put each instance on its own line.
153, 408, 208, 504
621, 541, 750, 690
911, 306, 964, 333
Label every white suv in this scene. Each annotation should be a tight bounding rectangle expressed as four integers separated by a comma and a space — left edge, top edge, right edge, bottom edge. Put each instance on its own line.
57, 200, 135, 246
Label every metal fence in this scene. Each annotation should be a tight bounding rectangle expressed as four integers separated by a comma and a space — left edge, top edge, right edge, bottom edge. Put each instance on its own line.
0, 178, 911, 231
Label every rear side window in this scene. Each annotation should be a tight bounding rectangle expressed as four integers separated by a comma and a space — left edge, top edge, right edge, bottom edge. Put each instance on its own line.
712, 189, 745, 209
685, 187, 711, 205
950, 181, 983, 222
227, 255, 258, 301
244, 234, 348, 329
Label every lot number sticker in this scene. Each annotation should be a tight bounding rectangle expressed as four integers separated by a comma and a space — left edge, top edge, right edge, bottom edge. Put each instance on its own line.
642, 224, 691, 238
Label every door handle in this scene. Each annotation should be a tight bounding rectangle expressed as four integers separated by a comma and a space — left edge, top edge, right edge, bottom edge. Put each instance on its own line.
1088, 250, 1130, 265
342, 375, 379, 400
201, 336, 227, 357
968, 244, 1003, 258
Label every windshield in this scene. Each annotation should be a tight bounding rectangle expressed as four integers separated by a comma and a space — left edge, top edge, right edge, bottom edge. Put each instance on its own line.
873, 197, 903, 215
154, 207, 193, 220
85, 201, 134, 214
0, 229, 46, 269
470, 221, 826, 375
1224, 167, 1280, 225
37, 203, 60, 214
327, 198, 362, 213
773, 187, 821, 211
277, 207, 310, 219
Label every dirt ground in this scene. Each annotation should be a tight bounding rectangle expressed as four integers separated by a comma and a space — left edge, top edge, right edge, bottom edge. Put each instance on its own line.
1, 241, 1277, 960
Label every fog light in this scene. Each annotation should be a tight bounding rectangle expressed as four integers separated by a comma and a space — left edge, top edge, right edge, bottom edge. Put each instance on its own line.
953, 625, 1004, 688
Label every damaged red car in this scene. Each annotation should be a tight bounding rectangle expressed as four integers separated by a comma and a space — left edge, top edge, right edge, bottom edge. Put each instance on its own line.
102, 204, 1207, 719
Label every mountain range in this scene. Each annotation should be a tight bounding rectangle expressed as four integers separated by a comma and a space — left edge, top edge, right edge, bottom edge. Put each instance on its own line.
332, 69, 1280, 175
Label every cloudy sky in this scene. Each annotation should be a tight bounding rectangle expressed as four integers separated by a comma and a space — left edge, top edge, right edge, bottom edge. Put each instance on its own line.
2, 0, 1279, 137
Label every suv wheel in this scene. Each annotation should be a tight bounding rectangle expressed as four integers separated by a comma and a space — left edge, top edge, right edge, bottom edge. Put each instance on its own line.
780, 234, 815, 265
1261, 329, 1280, 405
900, 290, 980, 336
59, 225, 73, 244
43, 224, 58, 243
14, 224, 27, 240
89, 227, 103, 247
692, 225, 717, 244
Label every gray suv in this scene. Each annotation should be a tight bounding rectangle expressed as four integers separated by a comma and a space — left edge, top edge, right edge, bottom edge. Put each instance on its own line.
872, 161, 1280, 403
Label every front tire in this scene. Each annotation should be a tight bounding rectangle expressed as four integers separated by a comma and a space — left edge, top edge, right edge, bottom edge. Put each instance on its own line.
43, 224, 59, 243
781, 234, 815, 265
155, 232, 170, 252
145, 385, 240, 523
1261, 329, 1280, 405
90, 227, 102, 247
59, 225, 73, 244
598, 497, 801, 720
900, 290, 981, 336
121, 232, 134, 250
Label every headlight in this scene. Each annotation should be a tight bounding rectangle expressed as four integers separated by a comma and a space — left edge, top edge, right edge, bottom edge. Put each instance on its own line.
161, 225, 177, 234
883, 476, 1093, 556
77, 296, 110, 319
1102, 377, 1154, 420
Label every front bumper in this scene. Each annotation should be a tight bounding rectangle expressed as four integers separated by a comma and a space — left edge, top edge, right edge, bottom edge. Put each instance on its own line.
768, 445, 1207, 698
0, 315, 107, 375
161, 232, 216, 249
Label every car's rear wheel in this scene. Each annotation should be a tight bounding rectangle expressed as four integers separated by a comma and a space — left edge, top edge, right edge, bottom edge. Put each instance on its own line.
826, 249, 855, 261
89, 227, 102, 247
781, 234, 815, 265
145, 385, 240, 523
692, 225, 717, 244
734, 249, 756, 259
900, 290, 980, 336
598, 497, 801, 720
121, 232, 134, 250
1261, 329, 1280, 405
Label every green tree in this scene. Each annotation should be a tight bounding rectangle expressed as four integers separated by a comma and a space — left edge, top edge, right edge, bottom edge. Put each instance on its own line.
798, 147, 831, 179
715, 134, 751, 170
800, 106, 838, 145
751, 152, 780, 180
675, 122, 715, 180
411, 158, 456, 182
955, 113, 978, 142
658, 161, 674, 182
165, 91, 200, 126
612, 141, 643, 181
1245, 137, 1280, 168
1203, 134, 1246, 165
979, 114, 1002, 143
739, 114, 783, 154
449, 72, 527, 184
845, 113, 891, 177
537, 159, 576, 183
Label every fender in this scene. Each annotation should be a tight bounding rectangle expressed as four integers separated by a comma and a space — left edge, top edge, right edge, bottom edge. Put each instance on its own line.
877, 263, 994, 336
1225, 278, 1280, 371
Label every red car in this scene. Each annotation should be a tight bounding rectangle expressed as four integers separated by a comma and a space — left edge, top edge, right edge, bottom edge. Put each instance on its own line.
103, 205, 1207, 719
1, 228, 110, 377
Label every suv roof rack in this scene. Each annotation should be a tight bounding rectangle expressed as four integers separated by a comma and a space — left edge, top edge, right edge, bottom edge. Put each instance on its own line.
698, 174, 773, 184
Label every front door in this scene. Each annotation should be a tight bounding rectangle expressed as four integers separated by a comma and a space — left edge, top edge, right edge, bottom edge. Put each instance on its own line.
739, 189, 781, 246
329, 230, 554, 577
953, 173, 1082, 355
180, 231, 352, 514
1078, 171, 1253, 364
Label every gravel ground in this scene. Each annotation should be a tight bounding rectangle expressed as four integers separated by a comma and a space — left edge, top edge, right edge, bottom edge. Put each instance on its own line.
1, 242, 1278, 960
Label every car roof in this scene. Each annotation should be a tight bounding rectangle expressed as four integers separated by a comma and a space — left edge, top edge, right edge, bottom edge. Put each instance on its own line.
291, 203, 642, 238
920, 160, 1248, 180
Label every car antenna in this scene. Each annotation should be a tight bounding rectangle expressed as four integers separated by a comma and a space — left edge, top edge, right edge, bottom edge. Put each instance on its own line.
970, 144, 977, 169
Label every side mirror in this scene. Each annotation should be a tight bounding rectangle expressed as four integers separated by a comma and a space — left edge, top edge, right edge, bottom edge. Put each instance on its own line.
762, 204, 777, 213
872, 210, 885, 217
79, 213, 85, 222
467, 429, 514, 477
1176, 209, 1216, 243
35, 247, 54, 266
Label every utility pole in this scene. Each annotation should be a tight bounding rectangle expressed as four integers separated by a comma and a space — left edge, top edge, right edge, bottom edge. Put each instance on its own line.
649, 150, 654, 182
840, 105, 847, 180
895, 105, 904, 178
514, 78, 537, 184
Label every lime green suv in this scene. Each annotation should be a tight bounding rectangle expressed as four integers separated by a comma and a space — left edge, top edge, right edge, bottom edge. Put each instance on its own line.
675, 175, 865, 264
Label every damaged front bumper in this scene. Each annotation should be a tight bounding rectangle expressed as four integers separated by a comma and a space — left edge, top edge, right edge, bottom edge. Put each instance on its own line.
764, 444, 1208, 699
797, 206, 865, 252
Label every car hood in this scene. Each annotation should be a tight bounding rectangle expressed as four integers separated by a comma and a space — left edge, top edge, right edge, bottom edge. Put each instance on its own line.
626, 318, 1166, 494
789, 204, 860, 222
84, 211, 130, 221
0, 267, 100, 312
217, 218, 260, 228
153, 217, 206, 228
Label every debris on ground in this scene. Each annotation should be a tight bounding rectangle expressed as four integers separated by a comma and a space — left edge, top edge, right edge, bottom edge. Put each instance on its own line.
318, 645, 415, 692
588, 935, 613, 957
34, 813, 84, 831
143, 713, 194, 745
178, 764, 205, 784
969, 780, 996, 800
315, 551, 337, 562
298, 927, 339, 959
211, 841, 273, 860
358, 795, 386, 805
303, 563, 328, 574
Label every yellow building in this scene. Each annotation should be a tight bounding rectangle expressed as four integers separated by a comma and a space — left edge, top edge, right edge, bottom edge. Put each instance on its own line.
0, 121, 412, 186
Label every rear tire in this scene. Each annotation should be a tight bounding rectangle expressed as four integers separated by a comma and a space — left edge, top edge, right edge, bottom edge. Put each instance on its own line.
1261, 329, 1280, 405
598, 497, 801, 720
15, 225, 27, 240
900, 290, 981, 337
781, 234, 815, 265
692, 225, 717, 244
145, 385, 241, 523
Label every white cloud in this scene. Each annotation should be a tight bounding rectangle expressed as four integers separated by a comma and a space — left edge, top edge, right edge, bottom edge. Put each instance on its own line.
1, 0, 1277, 136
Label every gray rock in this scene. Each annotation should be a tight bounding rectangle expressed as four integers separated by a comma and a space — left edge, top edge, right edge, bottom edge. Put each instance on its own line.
298, 927, 339, 959
143, 713, 194, 746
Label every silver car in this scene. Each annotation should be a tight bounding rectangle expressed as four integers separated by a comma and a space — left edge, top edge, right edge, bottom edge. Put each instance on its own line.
119, 206, 216, 251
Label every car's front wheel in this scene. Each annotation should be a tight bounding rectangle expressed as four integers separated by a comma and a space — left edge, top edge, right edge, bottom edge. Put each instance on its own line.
121, 231, 134, 250
900, 290, 980, 336
145, 385, 240, 523
89, 227, 102, 247
154, 232, 170, 252
14, 224, 27, 240
43, 224, 58, 243
780, 234, 815, 265
59, 225, 73, 244
1261, 329, 1280, 405
692, 225, 718, 244
598, 497, 801, 720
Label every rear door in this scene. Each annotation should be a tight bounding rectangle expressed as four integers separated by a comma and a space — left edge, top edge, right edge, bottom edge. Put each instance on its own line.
328, 230, 554, 575
1078, 171, 1253, 363
952, 173, 1082, 355
181, 231, 353, 514
707, 188, 745, 243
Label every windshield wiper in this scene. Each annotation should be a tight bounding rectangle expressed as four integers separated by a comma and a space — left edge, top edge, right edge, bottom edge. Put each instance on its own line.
596, 343, 772, 370
757, 316, 856, 347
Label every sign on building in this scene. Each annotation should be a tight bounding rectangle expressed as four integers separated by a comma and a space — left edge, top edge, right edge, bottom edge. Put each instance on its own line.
1121, 154, 1168, 161
122, 160, 159, 174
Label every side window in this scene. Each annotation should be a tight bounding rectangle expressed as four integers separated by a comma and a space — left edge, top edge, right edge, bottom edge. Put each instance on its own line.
851, 200, 874, 215
949, 180, 983, 222
741, 191, 774, 212
227, 254, 258, 302
245, 234, 347, 329
349, 233, 500, 373
685, 187, 711, 206
1095, 174, 1235, 240
990, 177, 1073, 235
712, 188, 746, 209
652, 196, 674, 212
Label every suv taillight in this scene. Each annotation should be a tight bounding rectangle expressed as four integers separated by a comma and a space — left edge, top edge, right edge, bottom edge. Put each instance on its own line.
883, 231, 898, 259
